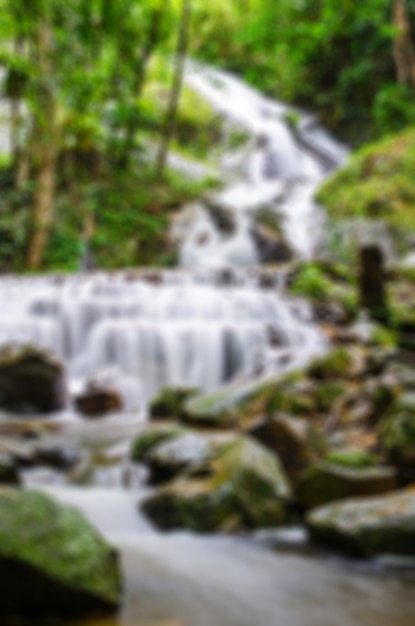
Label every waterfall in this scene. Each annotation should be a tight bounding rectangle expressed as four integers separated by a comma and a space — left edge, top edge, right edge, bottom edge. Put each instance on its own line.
176, 63, 348, 266
0, 270, 325, 411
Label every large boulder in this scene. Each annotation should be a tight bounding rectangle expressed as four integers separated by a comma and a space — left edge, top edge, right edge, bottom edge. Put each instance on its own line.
149, 387, 199, 421
0, 344, 66, 414
297, 462, 397, 510
247, 415, 319, 485
0, 489, 121, 618
130, 425, 185, 463
307, 489, 415, 558
146, 432, 212, 484
142, 437, 292, 531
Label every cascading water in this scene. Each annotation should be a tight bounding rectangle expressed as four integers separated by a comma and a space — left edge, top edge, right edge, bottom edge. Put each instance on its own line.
175, 63, 348, 267
0, 269, 324, 413
1, 65, 413, 626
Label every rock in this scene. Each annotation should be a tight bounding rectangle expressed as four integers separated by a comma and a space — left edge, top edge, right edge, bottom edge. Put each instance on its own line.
0, 344, 66, 414
308, 347, 365, 381
325, 447, 377, 469
142, 437, 292, 531
34, 443, 84, 471
0, 453, 20, 484
75, 382, 123, 417
379, 392, 415, 466
146, 433, 212, 484
252, 223, 294, 264
247, 415, 318, 485
0, 489, 121, 618
297, 462, 397, 509
307, 489, 415, 558
131, 425, 184, 463
149, 387, 199, 421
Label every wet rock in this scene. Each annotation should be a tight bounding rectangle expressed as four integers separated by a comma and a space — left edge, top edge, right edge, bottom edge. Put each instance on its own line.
0, 489, 121, 618
147, 433, 212, 484
142, 437, 292, 531
0, 453, 20, 484
0, 344, 66, 414
150, 387, 199, 421
297, 462, 397, 510
252, 223, 294, 264
75, 382, 123, 417
247, 415, 319, 485
34, 443, 84, 471
205, 200, 235, 234
307, 489, 415, 558
131, 425, 185, 463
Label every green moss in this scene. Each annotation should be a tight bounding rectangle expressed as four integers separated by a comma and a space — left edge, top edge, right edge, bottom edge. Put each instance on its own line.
308, 348, 354, 380
325, 448, 377, 469
318, 127, 415, 233
0, 489, 121, 607
315, 382, 345, 412
131, 426, 184, 462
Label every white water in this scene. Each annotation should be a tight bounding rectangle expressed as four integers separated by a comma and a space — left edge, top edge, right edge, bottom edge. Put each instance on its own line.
0, 270, 325, 412
175, 63, 348, 267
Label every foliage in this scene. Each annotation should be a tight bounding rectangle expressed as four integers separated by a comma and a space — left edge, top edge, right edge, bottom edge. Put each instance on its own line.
318, 127, 415, 232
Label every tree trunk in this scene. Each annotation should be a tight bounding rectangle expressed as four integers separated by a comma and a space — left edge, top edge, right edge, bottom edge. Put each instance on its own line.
155, 0, 191, 178
120, 10, 164, 168
27, 18, 58, 270
393, 0, 415, 89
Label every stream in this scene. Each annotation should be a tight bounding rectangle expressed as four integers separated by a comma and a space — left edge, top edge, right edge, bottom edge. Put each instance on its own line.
0, 64, 414, 625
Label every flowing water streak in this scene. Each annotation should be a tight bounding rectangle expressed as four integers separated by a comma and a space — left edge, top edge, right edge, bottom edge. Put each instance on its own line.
178, 63, 348, 266
0, 270, 325, 411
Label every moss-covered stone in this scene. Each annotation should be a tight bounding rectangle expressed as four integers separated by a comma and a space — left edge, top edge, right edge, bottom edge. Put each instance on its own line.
325, 447, 377, 469
142, 437, 292, 531
307, 488, 415, 558
307, 347, 361, 381
247, 415, 320, 486
130, 425, 184, 463
0, 489, 121, 618
149, 387, 199, 421
146, 432, 212, 484
297, 462, 397, 509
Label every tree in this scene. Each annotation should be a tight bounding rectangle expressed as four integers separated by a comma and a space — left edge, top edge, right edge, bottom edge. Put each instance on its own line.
156, 0, 191, 178
393, 0, 415, 88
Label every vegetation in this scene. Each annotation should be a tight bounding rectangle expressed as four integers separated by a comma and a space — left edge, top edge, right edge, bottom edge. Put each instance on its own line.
1, 1, 415, 272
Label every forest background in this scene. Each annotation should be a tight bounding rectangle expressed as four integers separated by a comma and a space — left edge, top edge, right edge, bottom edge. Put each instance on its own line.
0, 0, 414, 272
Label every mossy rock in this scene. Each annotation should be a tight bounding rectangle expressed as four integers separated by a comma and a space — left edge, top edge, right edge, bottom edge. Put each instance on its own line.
379, 392, 415, 465
297, 462, 397, 510
0, 489, 121, 618
142, 437, 292, 531
247, 415, 321, 486
149, 387, 199, 421
307, 488, 415, 558
325, 447, 377, 469
0, 344, 67, 414
131, 425, 185, 463
307, 348, 361, 381
146, 432, 213, 484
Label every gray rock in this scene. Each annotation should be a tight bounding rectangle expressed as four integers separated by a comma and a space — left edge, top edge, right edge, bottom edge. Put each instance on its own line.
0, 488, 121, 618
307, 489, 415, 557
